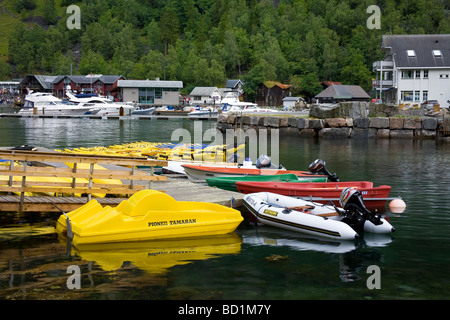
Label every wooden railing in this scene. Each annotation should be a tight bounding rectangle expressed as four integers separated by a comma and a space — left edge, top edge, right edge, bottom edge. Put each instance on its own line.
0, 149, 167, 211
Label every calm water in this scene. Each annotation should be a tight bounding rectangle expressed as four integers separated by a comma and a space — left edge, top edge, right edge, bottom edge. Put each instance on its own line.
0, 114, 449, 301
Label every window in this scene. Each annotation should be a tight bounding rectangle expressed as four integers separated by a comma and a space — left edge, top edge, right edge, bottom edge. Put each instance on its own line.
423, 91, 428, 101
440, 74, 449, 79
423, 70, 429, 78
401, 91, 413, 101
402, 70, 414, 79
407, 50, 416, 57
433, 50, 442, 57
414, 91, 420, 101
415, 70, 421, 78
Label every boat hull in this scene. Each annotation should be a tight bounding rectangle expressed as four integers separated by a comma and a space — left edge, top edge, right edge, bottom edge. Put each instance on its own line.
237, 181, 391, 211
243, 192, 394, 239
243, 192, 358, 240
182, 164, 326, 182
56, 190, 243, 246
206, 174, 327, 192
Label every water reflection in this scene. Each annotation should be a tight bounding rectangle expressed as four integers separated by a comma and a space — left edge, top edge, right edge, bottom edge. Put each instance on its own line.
240, 225, 392, 283
63, 233, 242, 274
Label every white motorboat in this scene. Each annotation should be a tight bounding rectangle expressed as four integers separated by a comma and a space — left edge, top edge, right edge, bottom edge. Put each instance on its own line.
188, 107, 218, 116
132, 106, 156, 115
66, 92, 134, 116
243, 189, 395, 240
18, 91, 96, 115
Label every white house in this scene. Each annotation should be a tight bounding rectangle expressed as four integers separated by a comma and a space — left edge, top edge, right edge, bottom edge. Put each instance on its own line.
189, 87, 222, 105
373, 34, 450, 107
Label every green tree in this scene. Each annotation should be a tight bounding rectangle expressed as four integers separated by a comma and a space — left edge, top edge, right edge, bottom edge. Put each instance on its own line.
160, 7, 179, 55
79, 50, 107, 74
339, 48, 373, 91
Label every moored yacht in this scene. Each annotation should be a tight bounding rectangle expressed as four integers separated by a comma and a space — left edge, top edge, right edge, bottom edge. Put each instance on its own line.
66, 91, 135, 116
18, 91, 97, 115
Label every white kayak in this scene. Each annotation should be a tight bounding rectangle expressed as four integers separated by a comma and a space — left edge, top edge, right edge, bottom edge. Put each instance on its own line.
243, 192, 395, 240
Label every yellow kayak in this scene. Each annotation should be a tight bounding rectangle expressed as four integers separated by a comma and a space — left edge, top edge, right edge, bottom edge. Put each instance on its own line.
56, 190, 243, 246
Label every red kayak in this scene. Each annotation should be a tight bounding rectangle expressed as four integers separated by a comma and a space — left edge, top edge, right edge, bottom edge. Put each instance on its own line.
236, 181, 392, 211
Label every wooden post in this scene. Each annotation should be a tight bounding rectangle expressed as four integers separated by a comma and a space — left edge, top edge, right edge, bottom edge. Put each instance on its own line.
19, 162, 27, 212
88, 163, 94, 201
71, 163, 77, 197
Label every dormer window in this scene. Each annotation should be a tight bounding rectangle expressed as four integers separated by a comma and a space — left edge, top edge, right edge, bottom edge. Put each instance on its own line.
407, 50, 416, 57
433, 50, 442, 57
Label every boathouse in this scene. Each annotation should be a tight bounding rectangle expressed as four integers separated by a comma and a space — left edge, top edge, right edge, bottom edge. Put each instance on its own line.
115, 79, 183, 106
256, 81, 291, 107
314, 85, 370, 104
52, 75, 124, 99
17, 75, 58, 95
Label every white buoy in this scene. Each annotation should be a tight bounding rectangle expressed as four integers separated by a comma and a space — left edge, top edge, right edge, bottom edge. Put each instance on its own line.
389, 198, 406, 213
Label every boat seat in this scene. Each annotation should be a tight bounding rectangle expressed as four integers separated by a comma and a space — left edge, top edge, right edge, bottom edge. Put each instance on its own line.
116, 190, 179, 217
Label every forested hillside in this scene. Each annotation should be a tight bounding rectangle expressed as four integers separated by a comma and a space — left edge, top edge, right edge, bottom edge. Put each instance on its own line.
1, 0, 449, 98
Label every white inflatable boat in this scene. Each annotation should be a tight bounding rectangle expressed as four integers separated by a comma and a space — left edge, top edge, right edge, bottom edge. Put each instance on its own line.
242, 189, 395, 240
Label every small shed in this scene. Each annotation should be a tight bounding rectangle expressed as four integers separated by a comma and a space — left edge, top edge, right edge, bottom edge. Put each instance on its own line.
257, 81, 291, 107
282, 96, 305, 109
315, 85, 370, 104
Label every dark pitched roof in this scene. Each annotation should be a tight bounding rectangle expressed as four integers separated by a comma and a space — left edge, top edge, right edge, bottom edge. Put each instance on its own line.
225, 79, 243, 88
52, 75, 124, 84
382, 34, 450, 68
315, 85, 369, 99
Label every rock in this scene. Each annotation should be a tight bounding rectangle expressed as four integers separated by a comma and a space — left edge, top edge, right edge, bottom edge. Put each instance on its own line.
403, 118, 422, 129
287, 117, 299, 127
415, 129, 436, 138
368, 103, 400, 117
389, 117, 404, 129
370, 117, 390, 128
421, 117, 438, 130
241, 116, 251, 125
325, 118, 347, 127
226, 115, 236, 124
217, 113, 227, 123
299, 128, 316, 137
309, 102, 368, 119
350, 128, 377, 139
319, 127, 351, 138
390, 129, 414, 138
279, 117, 289, 127
263, 117, 280, 127
297, 118, 309, 129
353, 117, 370, 128
377, 129, 390, 139
308, 119, 324, 130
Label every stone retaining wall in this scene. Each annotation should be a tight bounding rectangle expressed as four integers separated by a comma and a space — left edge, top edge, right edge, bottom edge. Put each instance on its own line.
216, 113, 445, 139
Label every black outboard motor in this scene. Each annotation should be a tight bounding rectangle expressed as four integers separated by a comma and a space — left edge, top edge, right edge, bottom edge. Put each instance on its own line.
256, 154, 272, 168
308, 159, 339, 182
338, 187, 382, 233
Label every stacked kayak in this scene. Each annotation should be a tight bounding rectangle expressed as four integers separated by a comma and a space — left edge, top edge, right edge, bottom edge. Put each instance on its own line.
243, 191, 395, 240
236, 181, 391, 211
206, 174, 327, 192
56, 189, 243, 246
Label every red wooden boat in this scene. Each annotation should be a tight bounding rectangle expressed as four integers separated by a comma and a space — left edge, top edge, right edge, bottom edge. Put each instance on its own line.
181, 164, 328, 182
235, 181, 392, 211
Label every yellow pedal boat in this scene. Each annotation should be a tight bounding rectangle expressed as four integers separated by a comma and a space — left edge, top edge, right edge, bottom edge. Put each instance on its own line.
56, 190, 243, 246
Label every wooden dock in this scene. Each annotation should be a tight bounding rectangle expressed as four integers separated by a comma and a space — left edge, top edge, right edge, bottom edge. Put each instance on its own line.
0, 149, 243, 213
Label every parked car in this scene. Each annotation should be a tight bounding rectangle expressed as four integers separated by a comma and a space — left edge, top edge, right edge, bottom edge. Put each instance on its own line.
421, 100, 439, 111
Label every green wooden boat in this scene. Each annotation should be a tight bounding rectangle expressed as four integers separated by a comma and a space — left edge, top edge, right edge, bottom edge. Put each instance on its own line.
206, 174, 327, 192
